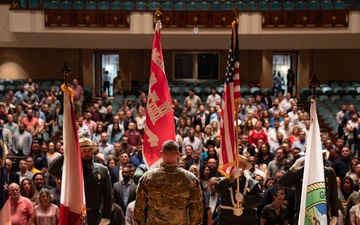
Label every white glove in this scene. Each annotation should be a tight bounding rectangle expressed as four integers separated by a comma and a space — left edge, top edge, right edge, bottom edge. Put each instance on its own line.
235, 192, 243, 202
290, 157, 305, 172
99, 218, 110, 225
329, 216, 338, 225
231, 168, 243, 179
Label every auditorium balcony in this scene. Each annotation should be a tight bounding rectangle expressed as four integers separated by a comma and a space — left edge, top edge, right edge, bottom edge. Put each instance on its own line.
1, 0, 360, 50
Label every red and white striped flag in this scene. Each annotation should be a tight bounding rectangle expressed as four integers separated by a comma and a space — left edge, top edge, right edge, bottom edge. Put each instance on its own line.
60, 84, 87, 225
218, 20, 241, 178
143, 21, 176, 169
0, 126, 11, 225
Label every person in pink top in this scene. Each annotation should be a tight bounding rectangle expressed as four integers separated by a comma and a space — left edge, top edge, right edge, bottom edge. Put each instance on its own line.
83, 111, 97, 136
248, 121, 268, 147
9, 183, 33, 225
28, 188, 59, 225
21, 108, 39, 137
71, 79, 84, 118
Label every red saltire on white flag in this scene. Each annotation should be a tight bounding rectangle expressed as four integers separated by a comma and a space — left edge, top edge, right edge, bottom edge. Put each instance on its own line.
60, 84, 87, 225
143, 21, 176, 169
218, 20, 241, 178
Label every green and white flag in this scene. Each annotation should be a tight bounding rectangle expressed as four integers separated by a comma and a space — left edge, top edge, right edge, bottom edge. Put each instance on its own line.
299, 99, 327, 225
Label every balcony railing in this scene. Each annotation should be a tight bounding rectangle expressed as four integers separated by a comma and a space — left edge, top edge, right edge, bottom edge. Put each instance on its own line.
262, 10, 349, 27
45, 9, 131, 27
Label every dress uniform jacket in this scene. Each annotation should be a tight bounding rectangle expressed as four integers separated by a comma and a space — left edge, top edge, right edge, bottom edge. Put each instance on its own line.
278, 166, 339, 224
48, 155, 112, 225
215, 176, 263, 225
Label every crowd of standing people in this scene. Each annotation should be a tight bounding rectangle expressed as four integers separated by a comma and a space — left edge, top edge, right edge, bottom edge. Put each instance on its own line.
3, 76, 360, 225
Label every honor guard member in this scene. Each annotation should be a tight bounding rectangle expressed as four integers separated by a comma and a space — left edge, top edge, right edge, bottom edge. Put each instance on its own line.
49, 138, 112, 225
215, 155, 264, 225
278, 157, 339, 225
134, 140, 203, 225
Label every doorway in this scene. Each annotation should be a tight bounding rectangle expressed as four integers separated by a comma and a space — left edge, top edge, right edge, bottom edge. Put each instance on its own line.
272, 52, 298, 97
95, 52, 120, 97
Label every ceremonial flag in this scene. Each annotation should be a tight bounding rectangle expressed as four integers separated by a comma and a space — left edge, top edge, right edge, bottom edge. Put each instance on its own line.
0, 127, 11, 225
60, 84, 87, 225
218, 20, 240, 178
298, 99, 327, 225
143, 21, 175, 169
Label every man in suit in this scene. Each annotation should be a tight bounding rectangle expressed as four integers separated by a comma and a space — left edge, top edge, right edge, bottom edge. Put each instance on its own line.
206, 177, 221, 224
16, 158, 34, 183
5, 159, 20, 185
123, 110, 136, 132
49, 138, 112, 225
278, 157, 339, 225
13, 123, 32, 156
239, 134, 255, 156
185, 149, 206, 171
110, 152, 130, 186
113, 165, 137, 214
261, 89, 273, 110
193, 103, 210, 131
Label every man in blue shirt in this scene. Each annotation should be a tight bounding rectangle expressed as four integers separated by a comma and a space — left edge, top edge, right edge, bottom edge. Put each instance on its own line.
130, 142, 144, 168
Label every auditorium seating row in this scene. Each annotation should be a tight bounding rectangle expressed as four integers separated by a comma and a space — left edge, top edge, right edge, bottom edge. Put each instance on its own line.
316, 95, 360, 143
113, 84, 272, 106
14, 0, 355, 10
301, 82, 360, 101
0, 79, 93, 98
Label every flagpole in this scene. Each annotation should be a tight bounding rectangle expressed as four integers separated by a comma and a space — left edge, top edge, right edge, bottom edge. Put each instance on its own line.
154, 8, 162, 29
232, 6, 242, 209
62, 58, 71, 87
309, 70, 319, 100
298, 71, 326, 225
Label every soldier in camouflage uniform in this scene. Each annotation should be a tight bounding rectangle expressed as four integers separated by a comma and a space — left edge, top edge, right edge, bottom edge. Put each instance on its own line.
134, 140, 203, 225
216, 155, 264, 225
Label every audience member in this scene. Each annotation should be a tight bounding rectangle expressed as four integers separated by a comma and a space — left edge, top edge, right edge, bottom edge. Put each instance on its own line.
110, 152, 130, 185
20, 178, 37, 206
50, 178, 61, 207
17, 158, 34, 183
28, 188, 60, 225
129, 142, 144, 168
5, 158, 20, 185
9, 182, 33, 225
113, 165, 137, 214
334, 146, 353, 180
338, 176, 356, 202
260, 190, 289, 225
266, 147, 285, 179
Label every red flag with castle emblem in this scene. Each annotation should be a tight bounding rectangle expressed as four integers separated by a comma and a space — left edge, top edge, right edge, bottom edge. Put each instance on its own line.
143, 21, 176, 169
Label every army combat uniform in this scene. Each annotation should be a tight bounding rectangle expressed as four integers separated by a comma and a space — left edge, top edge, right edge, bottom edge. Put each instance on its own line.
134, 163, 203, 225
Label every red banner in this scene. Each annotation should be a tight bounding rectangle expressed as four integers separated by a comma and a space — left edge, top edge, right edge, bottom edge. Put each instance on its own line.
143, 23, 176, 169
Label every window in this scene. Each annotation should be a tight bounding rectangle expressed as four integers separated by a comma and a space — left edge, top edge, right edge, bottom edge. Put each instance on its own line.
174, 52, 219, 80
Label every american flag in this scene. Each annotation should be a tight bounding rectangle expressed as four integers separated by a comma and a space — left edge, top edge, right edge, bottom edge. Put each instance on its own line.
218, 20, 241, 178
0, 127, 11, 225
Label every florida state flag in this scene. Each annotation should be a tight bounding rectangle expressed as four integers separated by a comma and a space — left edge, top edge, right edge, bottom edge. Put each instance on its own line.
143, 21, 175, 169
60, 84, 87, 225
